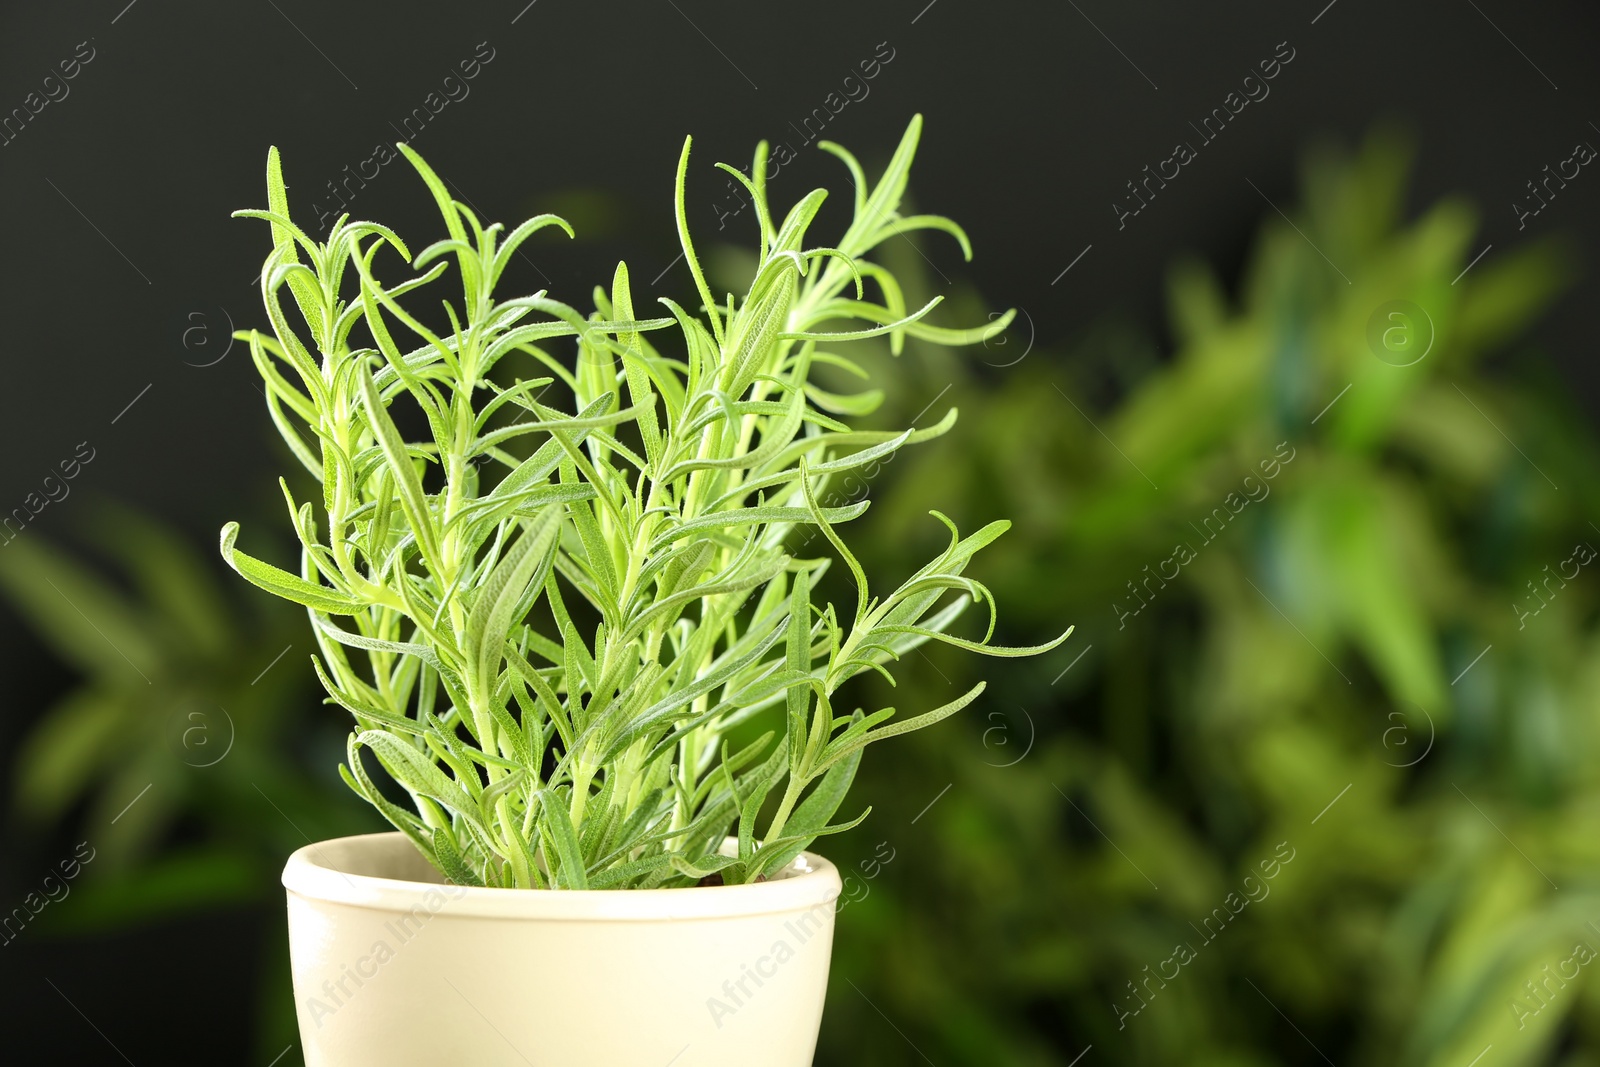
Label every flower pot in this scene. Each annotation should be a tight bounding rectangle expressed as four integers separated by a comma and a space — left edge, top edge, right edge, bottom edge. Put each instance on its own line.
283, 832, 842, 1066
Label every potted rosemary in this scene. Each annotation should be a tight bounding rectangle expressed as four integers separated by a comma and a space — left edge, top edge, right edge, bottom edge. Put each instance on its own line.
223, 115, 1069, 1066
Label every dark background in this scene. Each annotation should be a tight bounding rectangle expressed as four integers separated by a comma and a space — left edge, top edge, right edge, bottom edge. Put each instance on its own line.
1, 0, 1597, 1062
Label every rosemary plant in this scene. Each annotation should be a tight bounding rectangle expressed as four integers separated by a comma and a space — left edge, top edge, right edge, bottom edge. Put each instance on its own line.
221, 116, 1069, 889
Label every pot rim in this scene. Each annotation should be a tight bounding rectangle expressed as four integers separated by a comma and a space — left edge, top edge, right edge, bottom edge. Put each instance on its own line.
283, 832, 841, 921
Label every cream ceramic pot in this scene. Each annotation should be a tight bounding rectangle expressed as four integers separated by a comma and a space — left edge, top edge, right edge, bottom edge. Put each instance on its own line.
283, 832, 841, 1066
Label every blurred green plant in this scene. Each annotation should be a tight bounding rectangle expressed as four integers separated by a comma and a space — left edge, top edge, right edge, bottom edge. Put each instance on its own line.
815, 128, 1600, 1067
0, 505, 374, 1063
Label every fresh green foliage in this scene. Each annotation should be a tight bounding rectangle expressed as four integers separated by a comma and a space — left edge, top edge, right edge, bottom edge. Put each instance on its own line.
222, 116, 1069, 889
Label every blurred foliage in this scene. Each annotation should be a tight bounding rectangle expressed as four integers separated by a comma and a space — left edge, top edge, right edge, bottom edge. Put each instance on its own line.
812, 128, 1600, 1067
0, 504, 375, 1064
